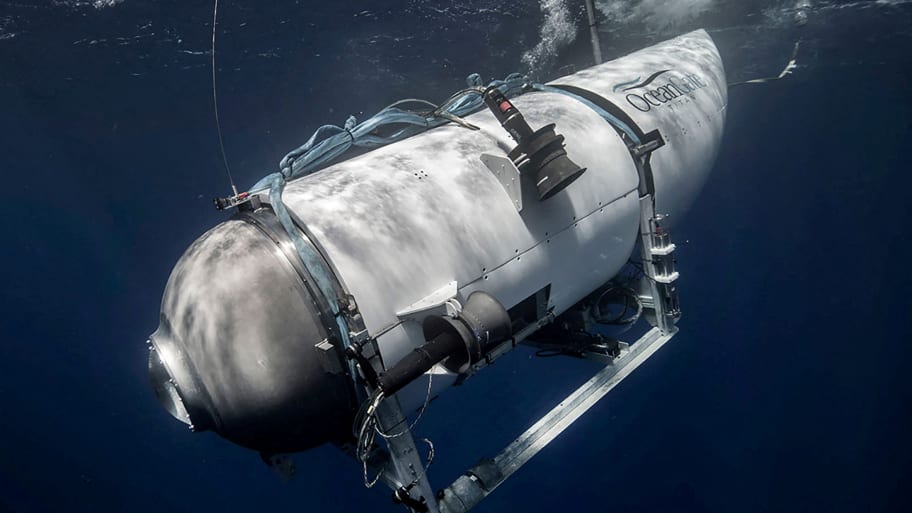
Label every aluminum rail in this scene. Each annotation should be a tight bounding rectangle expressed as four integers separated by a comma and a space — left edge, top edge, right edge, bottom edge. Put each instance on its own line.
437, 325, 676, 513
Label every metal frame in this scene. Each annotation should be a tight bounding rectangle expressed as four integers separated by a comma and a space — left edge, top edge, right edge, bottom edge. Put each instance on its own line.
365, 189, 681, 512
437, 326, 675, 513
370, 322, 678, 513
237, 203, 370, 404
360, 64, 685, 509
332, 30, 702, 509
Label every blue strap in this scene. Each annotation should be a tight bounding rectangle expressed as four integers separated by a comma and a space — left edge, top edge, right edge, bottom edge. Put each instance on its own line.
250, 73, 529, 190
263, 172, 363, 386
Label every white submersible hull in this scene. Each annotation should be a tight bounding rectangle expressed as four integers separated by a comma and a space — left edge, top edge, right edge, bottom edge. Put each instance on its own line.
148, 30, 727, 455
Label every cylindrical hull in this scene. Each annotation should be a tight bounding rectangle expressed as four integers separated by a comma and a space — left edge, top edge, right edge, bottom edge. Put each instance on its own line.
148, 29, 727, 450
279, 30, 726, 409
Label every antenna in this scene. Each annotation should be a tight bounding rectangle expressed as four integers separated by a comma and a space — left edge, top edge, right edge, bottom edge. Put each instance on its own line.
728, 40, 801, 88
211, 0, 238, 197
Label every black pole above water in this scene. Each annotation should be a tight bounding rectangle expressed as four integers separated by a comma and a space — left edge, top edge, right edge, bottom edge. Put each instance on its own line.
584, 0, 603, 64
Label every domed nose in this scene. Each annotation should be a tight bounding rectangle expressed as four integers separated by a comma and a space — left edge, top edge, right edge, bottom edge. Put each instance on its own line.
147, 215, 358, 452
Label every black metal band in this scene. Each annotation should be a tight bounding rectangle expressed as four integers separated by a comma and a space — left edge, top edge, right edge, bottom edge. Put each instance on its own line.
546, 83, 665, 197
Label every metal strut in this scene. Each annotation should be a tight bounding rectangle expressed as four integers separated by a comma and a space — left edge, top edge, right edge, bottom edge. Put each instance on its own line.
436, 327, 675, 513
373, 397, 439, 513
636, 196, 681, 334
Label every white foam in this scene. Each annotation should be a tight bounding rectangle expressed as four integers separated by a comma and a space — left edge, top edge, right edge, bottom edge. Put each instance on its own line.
521, 0, 578, 73
596, 0, 719, 31
51, 0, 125, 9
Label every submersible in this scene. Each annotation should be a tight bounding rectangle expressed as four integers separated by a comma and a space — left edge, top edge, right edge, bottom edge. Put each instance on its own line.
148, 30, 727, 512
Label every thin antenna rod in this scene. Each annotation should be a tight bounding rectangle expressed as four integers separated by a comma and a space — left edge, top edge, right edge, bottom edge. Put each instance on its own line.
212, 0, 238, 197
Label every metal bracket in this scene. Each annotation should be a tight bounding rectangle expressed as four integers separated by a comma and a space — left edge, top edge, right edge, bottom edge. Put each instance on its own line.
632, 138, 663, 158
480, 153, 523, 212
214, 191, 257, 211
315, 339, 345, 375
637, 197, 680, 332
396, 281, 460, 321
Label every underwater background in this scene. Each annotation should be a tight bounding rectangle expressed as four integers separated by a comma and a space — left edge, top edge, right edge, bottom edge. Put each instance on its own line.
1, 1, 910, 512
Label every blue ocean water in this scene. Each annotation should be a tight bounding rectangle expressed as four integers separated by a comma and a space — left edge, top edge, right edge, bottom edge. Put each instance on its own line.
1, 1, 910, 512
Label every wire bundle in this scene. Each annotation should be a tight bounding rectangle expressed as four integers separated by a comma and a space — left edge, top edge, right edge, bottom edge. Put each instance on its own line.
250, 73, 527, 191
353, 372, 435, 489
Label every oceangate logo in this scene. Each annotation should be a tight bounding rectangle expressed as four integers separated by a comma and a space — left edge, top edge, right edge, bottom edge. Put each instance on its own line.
613, 71, 708, 112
